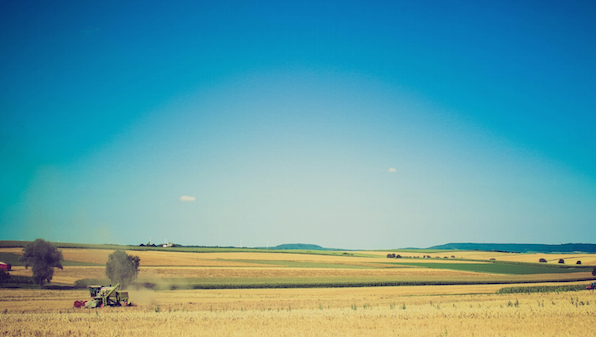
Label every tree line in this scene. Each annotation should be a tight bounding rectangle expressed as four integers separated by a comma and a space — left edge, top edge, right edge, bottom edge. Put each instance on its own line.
3, 238, 140, 288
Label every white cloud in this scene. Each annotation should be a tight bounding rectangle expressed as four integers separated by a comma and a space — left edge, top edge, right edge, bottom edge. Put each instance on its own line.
388, 168, 397, 172
180, 196, 196, 202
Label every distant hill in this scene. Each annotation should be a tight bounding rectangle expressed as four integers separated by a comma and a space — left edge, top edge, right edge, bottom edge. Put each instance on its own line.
272, 243, 331, 250
429, 243, 596, 254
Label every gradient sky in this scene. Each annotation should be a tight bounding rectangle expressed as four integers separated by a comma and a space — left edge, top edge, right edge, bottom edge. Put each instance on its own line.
1, 0, 595, 249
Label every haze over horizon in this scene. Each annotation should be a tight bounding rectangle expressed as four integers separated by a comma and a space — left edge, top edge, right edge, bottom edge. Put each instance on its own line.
1, 1, 595, 250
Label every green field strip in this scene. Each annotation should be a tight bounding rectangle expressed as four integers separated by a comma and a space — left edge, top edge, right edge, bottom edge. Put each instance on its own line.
389, 262, 588, 275
0, 252, 103, 267
219, 259, 402, 269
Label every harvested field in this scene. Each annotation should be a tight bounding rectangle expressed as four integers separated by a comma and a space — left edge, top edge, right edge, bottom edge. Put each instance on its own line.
3, 246, 596, 336
137, 266, 486, 278
11, 266, 592, 289
5, 247, 596, 268
2, 287, 596, 336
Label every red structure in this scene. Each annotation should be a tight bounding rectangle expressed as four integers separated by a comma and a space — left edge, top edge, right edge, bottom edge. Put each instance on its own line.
0, 262, 11, 271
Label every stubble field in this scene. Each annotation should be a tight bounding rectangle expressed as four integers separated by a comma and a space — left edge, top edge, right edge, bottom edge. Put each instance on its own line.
2, 287, 596, 336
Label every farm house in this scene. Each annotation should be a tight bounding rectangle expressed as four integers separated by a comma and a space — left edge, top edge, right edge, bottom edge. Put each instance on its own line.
0, 262, 11, 270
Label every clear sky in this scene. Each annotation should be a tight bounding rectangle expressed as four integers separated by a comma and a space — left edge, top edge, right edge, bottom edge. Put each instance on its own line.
1, 0, 595, 249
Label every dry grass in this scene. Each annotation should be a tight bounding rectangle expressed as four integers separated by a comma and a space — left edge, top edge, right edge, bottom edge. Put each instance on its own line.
2, 287, 596, 336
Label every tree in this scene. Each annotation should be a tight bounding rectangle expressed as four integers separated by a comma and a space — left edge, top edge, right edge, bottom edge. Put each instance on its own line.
105, 250, 140, 289
592, 267, 596, 277
20, 239, 63, 287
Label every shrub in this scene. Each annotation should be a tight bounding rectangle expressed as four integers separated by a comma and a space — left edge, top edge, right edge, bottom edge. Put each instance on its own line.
576, 261, 582, 265
0, 269, 10, 287
539, 258, 547, 263
558, 259, 565, 264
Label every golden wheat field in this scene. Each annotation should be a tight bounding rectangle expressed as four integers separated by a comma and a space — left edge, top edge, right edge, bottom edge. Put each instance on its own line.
5, 247, 596, 266
3, 247, 596, 335
2, 287, 596, 336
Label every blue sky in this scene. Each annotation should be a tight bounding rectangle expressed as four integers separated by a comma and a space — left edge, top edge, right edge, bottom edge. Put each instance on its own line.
1, 0, 595, 249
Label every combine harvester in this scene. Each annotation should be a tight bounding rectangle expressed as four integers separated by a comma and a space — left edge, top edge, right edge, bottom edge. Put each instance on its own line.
74, 283, 131, 308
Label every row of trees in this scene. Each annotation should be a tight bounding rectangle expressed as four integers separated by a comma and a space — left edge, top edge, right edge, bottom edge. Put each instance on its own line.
16, 238, 140, 288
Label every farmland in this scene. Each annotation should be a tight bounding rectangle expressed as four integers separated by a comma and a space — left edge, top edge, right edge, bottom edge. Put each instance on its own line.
2, 244, 596, 335
2, 287, 596, 336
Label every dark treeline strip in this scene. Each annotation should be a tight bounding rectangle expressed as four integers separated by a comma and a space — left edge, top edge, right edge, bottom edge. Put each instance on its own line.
2, 275, 34, 284
497, 284, 589, 294
75, 277, 596, 291
430, 243, 596, 254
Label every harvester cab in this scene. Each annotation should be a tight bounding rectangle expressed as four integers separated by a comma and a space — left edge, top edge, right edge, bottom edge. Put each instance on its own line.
74, 283, 131, 308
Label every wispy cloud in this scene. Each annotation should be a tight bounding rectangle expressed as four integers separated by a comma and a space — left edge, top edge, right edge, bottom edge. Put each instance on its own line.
180, 196, 196, 201
388, 168, 396, 173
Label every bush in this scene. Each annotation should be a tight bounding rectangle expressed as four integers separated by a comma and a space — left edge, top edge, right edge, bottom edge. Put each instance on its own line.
0, 269, 10, 287
539, 258, 547, 263
105, 250, 140, 289
498, 284, 586, 294
558, 259, 565, 264
20, 239, 63, 287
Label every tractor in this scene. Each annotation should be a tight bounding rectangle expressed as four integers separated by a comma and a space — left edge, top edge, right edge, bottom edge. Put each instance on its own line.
74, 283, 131, 308
587, 282, 596, 290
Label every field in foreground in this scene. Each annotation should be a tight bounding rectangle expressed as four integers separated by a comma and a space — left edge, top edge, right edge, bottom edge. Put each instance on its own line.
2, 286, 596, 336
3, 245, 596, 335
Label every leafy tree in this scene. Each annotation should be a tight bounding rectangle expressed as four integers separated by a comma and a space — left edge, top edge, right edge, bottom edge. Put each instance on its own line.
105, 250, 140, 289
20, 239, 63, 287
592, 267, 596, 277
